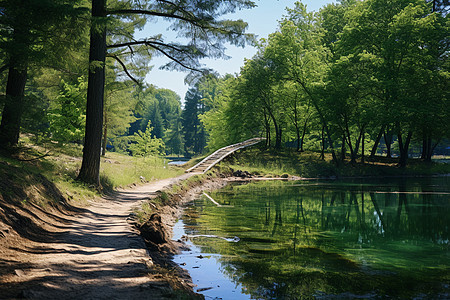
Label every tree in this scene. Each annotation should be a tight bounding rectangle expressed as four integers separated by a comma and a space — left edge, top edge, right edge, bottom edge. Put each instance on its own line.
102, 81, 137, 156
48, 77, 87, 143
0, 0, 87, 148
200, 74, 263, 150
129, 121, 165, 157
77, 0, 108, 184
182, 85, 207, 155
263, 9, 338, 160
78, 0, 255, 184
165, 106, 184, 155
338, 0, 448, 167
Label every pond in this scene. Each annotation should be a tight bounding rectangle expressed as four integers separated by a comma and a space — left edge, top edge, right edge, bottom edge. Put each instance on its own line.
174, 177, 450, 299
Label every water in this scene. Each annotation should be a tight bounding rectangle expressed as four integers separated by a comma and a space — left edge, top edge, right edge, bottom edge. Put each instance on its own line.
168, 160, 189, 165
174, 177, 450, 299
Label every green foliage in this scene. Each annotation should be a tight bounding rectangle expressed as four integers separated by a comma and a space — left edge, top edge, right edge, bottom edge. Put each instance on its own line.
129, 86, 184, 155
182, 83, 208, 155
0, 0, 89, 69
129, 121, 165, 157
201, 0, 449, 167
48, 77, 87, 143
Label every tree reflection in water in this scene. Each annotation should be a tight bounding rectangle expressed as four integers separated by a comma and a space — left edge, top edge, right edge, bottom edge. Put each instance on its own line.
183, 177, 449, 299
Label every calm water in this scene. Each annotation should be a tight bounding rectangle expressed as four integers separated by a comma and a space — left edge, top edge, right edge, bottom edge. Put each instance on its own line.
175, 177, 450, 299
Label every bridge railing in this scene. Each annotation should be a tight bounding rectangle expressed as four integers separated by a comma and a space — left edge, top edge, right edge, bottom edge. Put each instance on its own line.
185, 137, 265, 173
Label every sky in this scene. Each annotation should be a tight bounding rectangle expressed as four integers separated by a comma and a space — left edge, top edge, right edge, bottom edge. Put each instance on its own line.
138, 0, 336, 100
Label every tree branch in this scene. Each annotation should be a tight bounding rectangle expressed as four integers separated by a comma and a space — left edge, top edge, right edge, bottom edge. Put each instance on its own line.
107, 40, 201, 72
148, 44, 200, 72
106, 54, 141, 86
106, 9, 201, 26
0, 64, 9, 74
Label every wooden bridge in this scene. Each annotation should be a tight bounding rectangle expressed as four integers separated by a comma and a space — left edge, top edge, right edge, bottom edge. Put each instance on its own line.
185, 138, 265, 173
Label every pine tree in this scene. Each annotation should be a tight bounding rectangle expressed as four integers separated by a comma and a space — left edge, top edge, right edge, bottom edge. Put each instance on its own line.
78, 0, 255, 184
182, 86, 206, 155
0, 0, 88, 148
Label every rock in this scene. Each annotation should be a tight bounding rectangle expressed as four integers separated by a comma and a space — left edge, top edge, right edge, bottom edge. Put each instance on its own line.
14, 269, 25, 277
233, 170, 252, 178
139, 214, 169, 245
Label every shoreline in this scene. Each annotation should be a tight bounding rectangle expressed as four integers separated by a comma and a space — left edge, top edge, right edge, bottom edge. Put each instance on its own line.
144, 172, 450, 296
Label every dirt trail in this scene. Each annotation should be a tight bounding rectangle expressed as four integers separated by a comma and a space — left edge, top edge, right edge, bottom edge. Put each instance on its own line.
2, 173, 195, 299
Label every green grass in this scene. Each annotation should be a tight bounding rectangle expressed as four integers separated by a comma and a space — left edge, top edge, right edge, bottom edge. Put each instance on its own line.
134, 173, 209, 225
221, 148, 337, 178
100, 152, 184, 189
0, 139, 186, 209
219, 147, 450, 178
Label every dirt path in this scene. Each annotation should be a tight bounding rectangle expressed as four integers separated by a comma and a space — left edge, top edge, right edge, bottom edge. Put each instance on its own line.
2, 173, 195, 299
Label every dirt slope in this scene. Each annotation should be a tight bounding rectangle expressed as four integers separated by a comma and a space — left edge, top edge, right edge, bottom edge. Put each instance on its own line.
0, 173, 197, 299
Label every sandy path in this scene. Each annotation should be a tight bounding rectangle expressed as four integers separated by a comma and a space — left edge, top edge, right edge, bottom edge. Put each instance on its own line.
5, 173, 194, 299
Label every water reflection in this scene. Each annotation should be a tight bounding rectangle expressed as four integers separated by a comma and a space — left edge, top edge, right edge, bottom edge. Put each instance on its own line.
182, 177, 450, 299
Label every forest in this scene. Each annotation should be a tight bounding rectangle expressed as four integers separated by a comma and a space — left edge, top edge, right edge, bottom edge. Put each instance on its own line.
0, 0, 448, 186
197, 0, 449, 169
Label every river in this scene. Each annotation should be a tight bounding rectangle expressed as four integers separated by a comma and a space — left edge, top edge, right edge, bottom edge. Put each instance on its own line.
174, 177, 450, 299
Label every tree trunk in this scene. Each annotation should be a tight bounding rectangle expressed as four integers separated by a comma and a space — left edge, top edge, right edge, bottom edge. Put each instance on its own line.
300, 117, 308, 152
296, 80, 338, 164
397, 130, 412, 168
384, 129, 393, 158
361, 129, 365, 164
276, 126, 282, 149
77, 0, 107, 185
320, 126, 325, 160
420, 133, 427, 160
0, 64, 27, 148
352, 126, 365, 164
344, 125, 356, 164
102, 114, 107, 156
341, 133, 346, 161
425, 138, 439, 162
296, 126, 301, 152
370, 125, 385, 157
263, 109, 270, 148
267, 109, 280, 149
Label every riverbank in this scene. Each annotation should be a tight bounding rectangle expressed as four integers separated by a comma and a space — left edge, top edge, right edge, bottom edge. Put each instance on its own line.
218, 147, 450, 178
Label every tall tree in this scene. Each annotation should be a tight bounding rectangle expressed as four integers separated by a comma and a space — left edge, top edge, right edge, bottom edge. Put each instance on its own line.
77, 0, 107, 184
0, 0, 87, 148
182, 85, 207, 155
78, 0, 255, 184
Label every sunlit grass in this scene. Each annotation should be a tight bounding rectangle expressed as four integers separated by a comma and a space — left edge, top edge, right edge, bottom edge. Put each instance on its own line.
221, 148, 336, 178
1, 138, 186, 209
219, 147, 450, 178
100, 152, 184, 188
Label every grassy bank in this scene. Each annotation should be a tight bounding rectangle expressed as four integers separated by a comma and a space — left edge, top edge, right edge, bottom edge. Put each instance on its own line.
219, 147, 450, 178
0, 140, 185, 208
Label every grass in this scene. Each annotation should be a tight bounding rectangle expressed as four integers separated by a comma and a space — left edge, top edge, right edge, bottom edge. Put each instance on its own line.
100, 152, 184, 189
219, 146, 450, 179
134, 173, 209, 224
221, 147, 337, 178
0, 137, 186, 209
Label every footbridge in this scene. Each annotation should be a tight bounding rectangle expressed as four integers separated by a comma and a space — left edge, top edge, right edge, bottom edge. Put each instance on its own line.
185, 138, 265, 173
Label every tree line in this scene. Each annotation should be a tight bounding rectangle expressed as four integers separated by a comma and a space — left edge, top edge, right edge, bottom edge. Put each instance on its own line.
0, 0, 255, 185
193, 0, 449, 168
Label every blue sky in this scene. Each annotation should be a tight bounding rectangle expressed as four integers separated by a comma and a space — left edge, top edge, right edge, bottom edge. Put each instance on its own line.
138, 0, 336, 100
